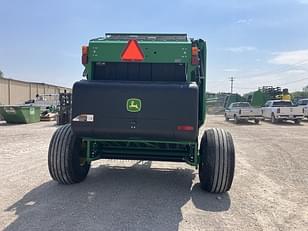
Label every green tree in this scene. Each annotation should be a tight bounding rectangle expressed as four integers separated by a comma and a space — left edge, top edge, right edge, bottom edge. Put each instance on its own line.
0, 70, 3, 78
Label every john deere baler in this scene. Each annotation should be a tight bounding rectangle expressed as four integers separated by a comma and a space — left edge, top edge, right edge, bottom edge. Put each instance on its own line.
48, 33, 235, 193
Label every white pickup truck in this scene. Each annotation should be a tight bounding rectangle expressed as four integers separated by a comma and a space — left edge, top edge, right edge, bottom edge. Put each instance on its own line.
225, 102, 263, 124
297, 98, 308, 119
262, 100, 304, 124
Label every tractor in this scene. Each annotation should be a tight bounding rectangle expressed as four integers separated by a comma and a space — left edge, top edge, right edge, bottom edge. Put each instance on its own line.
48, 33, 235, 193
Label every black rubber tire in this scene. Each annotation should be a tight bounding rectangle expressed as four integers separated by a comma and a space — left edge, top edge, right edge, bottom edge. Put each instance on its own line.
294, 119, 301, 125
255, 119, 260, 124
199, 128, 235, 193
48, 124, 90, 184
225, 114, 229, 121
234, 115, 239, 124
271, 114, 277, 124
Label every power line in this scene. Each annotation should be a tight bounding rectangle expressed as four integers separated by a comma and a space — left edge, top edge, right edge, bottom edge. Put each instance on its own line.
280, 77, 308, 86
234, 86, 256, 90
232, 78, 308, 93
236, 60, 308, 80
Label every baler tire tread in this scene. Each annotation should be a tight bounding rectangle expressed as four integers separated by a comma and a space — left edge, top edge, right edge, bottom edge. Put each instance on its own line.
199, 128, 235, 193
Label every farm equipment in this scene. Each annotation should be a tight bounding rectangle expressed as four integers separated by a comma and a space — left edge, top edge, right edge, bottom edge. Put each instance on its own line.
224, 93, 246, 109
25, 94, 59, 121
247, 86, 291, 107
48, 33, 235, 193
56, 91, 72, 125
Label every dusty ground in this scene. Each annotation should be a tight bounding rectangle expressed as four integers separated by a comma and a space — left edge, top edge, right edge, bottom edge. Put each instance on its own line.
0, 116, 307, 231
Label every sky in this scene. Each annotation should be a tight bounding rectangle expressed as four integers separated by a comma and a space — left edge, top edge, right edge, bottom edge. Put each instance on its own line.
0, 0, 308, 94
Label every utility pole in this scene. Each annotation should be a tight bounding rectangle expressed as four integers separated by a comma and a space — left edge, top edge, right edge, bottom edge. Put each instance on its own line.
229, 77, 235, 94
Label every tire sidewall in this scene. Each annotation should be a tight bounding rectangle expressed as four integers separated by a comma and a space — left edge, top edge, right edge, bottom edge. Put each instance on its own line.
48, 124, 90, 184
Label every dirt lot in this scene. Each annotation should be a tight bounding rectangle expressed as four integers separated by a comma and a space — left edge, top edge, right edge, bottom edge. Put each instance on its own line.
0, 115, 307, 231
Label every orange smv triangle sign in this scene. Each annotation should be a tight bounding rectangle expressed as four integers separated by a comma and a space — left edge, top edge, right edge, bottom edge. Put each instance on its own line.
121, 39, 144, 61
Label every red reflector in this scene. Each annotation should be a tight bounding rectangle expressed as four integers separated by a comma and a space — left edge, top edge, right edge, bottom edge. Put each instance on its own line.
82, 55, 88, 65
177, 125, 194, 131
192, 55, 199, 65
121, 39, 144, 61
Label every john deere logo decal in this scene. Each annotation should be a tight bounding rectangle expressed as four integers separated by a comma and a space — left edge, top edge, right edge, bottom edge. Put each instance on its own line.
127, 98, 141, 112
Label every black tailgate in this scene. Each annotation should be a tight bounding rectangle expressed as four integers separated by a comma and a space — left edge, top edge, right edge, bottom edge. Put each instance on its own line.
71, 80, 199, 141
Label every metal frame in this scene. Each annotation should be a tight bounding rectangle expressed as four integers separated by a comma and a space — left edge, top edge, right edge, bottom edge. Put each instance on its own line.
103, 33, 188, 41
82, 138, 199, 167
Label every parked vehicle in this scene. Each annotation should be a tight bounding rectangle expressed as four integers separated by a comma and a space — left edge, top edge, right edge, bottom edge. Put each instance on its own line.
297, 98, 308, 119
262, 100, 304, 124
225, 102, 263, 124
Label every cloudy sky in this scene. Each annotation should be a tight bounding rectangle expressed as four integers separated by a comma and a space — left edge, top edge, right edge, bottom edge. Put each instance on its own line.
0, 0, 308, 94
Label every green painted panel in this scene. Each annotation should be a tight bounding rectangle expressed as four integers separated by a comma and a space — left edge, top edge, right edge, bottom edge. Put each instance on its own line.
88, 40, 191, 63
251, 90, 266, 107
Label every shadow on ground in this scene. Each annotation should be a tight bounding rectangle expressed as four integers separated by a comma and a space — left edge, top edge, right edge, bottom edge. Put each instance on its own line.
263, 120, 304, 126
0, 122, 21, 126
4, 162, 231, 231
225, 119, 261, 126
41, 122, 60, 128
0, 121, 59, 127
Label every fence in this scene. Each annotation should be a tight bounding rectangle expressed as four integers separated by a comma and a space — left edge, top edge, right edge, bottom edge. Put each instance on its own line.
0, 77, 71, 105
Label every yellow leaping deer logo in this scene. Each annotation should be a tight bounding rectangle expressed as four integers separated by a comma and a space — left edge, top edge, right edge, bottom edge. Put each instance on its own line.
127, 98, 142, 112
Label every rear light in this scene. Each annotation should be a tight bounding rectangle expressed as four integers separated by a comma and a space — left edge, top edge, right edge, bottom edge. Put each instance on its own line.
82, 46, 88, 55
239, 109, 241, 114
82, 45, 88, 65
191, 46, 199, 65
277, 108, 280, 113
192, 47, 199, 56
177, 125, 194, 131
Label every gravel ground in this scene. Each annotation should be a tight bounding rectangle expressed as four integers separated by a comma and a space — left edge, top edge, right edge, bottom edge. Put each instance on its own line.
0, 116, 307, 231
